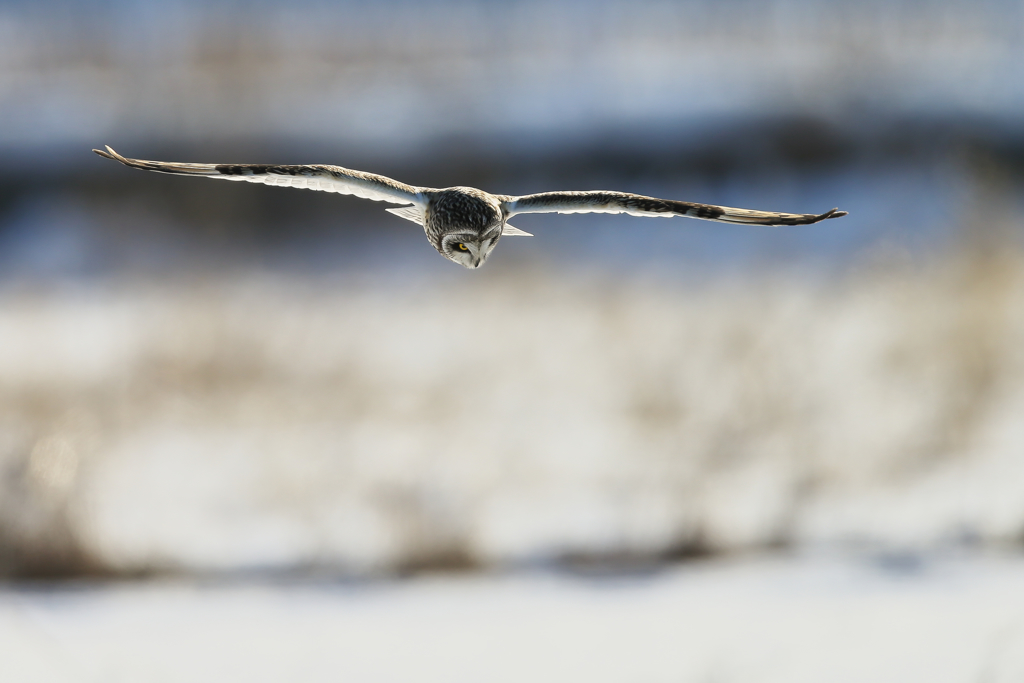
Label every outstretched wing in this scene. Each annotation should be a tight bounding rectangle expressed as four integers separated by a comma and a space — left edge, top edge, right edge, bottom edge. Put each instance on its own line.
93, 146, 425, 207
503, 191, 846, 226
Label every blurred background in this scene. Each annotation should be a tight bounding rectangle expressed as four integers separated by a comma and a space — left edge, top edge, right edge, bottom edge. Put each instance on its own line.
2, 0, 1024, 681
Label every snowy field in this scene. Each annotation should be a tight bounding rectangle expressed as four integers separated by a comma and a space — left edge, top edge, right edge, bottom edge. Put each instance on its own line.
3, 556, 1024, 683
3, 4, 1023, 679
1, 248, 1023, 576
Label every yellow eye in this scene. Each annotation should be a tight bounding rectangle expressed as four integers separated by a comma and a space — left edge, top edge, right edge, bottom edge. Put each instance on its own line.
457, 243, 468, 251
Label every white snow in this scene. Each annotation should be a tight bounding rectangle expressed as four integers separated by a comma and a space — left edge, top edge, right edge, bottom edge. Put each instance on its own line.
3, 557, 1024, 683
1, 260, 1023, 574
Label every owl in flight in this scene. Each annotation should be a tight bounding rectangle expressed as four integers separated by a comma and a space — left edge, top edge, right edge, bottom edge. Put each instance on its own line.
94, 146, 847, 269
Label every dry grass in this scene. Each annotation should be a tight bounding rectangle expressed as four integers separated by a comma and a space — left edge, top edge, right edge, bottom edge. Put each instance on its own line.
1, 246, 1022, 577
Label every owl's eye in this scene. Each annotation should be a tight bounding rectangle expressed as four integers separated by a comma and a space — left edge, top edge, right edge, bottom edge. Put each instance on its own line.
457, 243, 468, 251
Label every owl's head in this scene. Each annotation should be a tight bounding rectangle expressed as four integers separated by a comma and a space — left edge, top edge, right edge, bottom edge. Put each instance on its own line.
425, 187, 507, 269
439, 230, 501, 269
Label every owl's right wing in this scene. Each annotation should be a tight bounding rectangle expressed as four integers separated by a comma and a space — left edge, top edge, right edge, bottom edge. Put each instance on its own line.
503, 191, 846, 226
93, 146, 426, 208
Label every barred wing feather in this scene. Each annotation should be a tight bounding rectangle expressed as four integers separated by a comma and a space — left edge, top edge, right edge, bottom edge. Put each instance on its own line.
504, 191, 846, 226
93, 146, 424, 207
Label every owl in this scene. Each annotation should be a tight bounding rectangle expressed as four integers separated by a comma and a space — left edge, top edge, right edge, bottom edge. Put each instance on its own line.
94, 146, 847, 269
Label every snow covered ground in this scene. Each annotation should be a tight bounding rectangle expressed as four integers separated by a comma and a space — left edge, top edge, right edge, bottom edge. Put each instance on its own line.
3, 556, 1024, 683
1, 252, 1023, 576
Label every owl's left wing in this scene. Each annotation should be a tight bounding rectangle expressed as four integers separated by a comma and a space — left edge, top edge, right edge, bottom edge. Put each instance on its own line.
503, 191, 846, 226
93, 146, 425, 207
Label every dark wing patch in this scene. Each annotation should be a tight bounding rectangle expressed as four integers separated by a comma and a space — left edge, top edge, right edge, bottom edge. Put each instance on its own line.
504, 190, 846, 226
93, 146, 425, 206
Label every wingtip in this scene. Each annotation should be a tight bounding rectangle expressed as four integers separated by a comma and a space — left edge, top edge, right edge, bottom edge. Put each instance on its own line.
93, 145, 122, 161
822, 208, 848, 220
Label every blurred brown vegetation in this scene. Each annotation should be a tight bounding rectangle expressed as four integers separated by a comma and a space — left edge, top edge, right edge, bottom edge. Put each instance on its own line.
1, 232, 1022, 578
2, 0, 1024, 579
